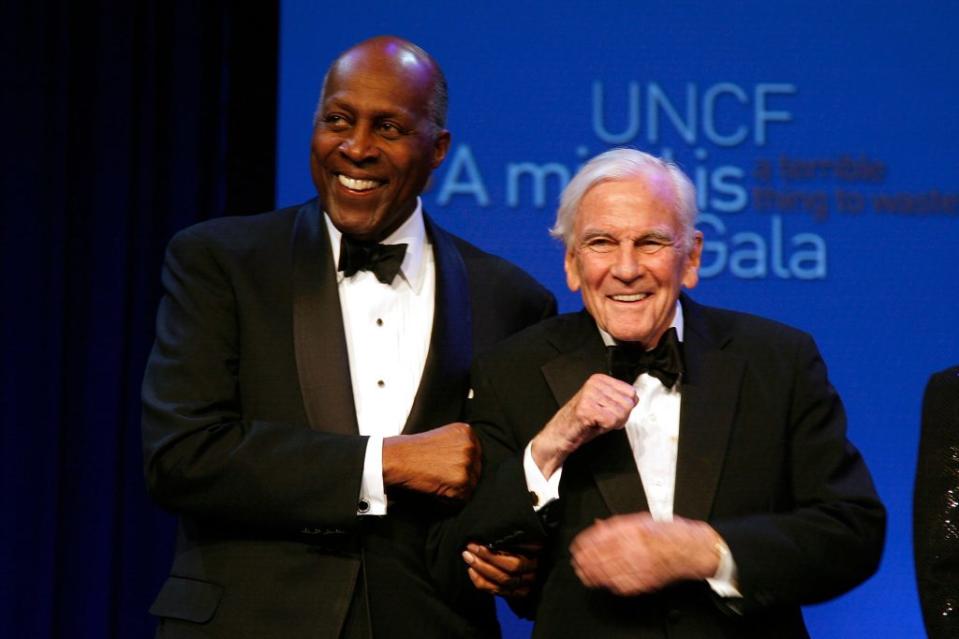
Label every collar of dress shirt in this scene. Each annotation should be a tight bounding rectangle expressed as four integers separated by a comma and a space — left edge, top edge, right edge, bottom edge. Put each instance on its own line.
598, 299, 685, 347
323, 198, 430, 293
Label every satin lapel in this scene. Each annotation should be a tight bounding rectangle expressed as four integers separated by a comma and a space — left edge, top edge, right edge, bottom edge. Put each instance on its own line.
673, 296, 743, 520
402, 216, 472, 435
579, 429, 650, 515
540, 329, 603, 407
541, 314, 649, 515
291, 201, 359, 435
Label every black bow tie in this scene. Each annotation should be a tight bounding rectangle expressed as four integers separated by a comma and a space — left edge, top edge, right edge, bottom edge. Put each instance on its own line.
337, 235, 408, 285
606, 327, 684, 388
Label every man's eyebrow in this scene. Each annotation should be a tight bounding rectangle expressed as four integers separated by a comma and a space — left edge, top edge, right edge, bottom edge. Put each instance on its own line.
639, 230, 675, 242
323, 97, 414, 121
318, 99, 354, 116
579, 229, 675, 242
579, 229, 615, 241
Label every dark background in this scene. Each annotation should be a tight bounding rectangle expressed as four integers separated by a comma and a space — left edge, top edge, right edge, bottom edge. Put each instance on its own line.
1, 2, 278, 636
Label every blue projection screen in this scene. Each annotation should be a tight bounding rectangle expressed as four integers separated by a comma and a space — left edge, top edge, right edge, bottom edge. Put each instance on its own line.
277, 2, 958, 636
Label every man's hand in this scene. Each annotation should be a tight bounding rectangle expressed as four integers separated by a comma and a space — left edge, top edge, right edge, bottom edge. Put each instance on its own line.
462, 542, 541, 598
382, 422, 480, 501
570, 513, 721, 596
530, 374, 637, 478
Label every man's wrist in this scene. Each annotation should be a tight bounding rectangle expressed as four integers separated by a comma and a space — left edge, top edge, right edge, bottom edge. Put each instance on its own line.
668, 520, 723, 582
523, 442, 562, 510
695, 523, 723, 579
381, 434, 409, 488
530, 433, 565, 479
704, 531, 741, 598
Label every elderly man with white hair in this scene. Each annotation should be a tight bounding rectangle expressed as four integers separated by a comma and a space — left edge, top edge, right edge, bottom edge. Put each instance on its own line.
442, 148, 886, 638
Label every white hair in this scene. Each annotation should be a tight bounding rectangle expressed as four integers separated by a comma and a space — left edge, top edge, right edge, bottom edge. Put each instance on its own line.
550, 148, 698, 250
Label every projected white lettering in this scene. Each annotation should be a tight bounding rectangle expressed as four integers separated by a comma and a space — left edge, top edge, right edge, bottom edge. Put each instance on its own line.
590, 81, 796, 147
698, 214, 827, 280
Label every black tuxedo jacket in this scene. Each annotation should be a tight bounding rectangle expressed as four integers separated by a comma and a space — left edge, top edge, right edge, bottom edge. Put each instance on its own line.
141, 199, 556, 638
444, 295, 885, 638
914, 366, 959, 639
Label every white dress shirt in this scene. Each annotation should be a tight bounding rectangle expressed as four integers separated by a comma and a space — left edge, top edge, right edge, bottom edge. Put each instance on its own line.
324, 200, 435, 516
523, 300, 740, 596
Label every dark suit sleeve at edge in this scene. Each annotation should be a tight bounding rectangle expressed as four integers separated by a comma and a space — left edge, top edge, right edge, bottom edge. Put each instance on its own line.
711, 332, 886, 612
914, 368, 959, 639
425, 351, 549, 617
141, 226, 367, 532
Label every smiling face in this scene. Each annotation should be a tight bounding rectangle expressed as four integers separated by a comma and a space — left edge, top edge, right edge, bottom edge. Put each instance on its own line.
565, 176, 703, 347
310, 39, 450, 241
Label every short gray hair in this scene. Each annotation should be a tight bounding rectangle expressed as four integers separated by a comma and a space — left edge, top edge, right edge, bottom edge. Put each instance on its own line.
550, 148, 698, 250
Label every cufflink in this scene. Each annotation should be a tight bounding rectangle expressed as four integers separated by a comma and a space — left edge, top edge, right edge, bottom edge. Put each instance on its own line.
357, 499, 370, 513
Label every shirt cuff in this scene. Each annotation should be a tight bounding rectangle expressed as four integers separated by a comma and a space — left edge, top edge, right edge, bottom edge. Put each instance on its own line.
705, 537, 742, 598
358, 435, 387, 516
523, 442, 562, 511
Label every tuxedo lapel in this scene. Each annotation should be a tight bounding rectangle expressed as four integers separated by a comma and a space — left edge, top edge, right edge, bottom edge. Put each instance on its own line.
540, 320, 603, 407
402, 216, 472, 435
291, 200, 359, 436
541, 312, 650, 515
579, 429, 650, 515
673, 296, 742, 520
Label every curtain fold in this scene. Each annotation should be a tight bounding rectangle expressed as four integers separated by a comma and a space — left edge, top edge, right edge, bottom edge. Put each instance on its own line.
0, 1, 279, 636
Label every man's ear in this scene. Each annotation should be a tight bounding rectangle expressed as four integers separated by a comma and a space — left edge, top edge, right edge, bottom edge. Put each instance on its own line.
565, 248, 582, 292
431, 130, 451, 169
681, 231, 704, 289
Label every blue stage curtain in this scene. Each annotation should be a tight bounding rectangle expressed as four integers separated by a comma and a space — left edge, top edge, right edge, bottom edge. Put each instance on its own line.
0, 1, 278, 636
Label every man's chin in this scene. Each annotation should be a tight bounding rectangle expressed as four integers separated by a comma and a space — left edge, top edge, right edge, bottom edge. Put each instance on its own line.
604, 323, 657, 347
326, 206, 383, 237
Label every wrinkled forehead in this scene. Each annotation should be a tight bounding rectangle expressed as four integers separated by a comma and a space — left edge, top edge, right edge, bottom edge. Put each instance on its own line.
574, 174, 682, 228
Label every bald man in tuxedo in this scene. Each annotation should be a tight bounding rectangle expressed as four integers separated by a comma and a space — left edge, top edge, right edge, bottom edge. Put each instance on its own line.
142, 36, 554, 638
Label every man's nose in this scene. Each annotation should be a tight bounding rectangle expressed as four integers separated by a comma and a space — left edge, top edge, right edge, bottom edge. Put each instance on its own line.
339, 124, 378, 162
610, 244, 643, 281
